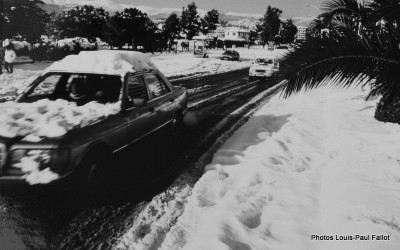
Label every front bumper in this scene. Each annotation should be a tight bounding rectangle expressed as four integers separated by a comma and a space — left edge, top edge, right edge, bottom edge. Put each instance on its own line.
0, 169, 71, 185
249, 72, 273, 78
0, 175, 27, 183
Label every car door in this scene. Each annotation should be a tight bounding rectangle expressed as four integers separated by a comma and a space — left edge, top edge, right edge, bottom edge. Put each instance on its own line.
124, 73, 158, 142
144, 73, 176, 127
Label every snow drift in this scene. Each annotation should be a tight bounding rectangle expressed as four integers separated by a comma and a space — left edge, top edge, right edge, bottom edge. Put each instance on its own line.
157, 86, 400, 250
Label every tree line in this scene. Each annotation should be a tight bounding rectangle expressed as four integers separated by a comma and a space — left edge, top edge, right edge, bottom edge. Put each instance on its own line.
0, 0, 298, 53
0, 1, 219, 51
256, 6, 298, 46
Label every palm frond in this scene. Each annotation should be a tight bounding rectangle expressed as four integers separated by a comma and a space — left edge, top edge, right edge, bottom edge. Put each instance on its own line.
322, 0, 363, 17
370, 0, 400, 22
268, 27, 400, 107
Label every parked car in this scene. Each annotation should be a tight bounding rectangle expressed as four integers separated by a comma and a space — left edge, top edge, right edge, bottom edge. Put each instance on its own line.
0, 51, 188, 189
276, 45, 288, 49
220, 50, 240, 61
249, 56, 279, 81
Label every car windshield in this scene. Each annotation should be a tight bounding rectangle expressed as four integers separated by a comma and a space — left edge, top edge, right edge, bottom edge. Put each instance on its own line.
19, 73, 122, 106
224, 50, 235, 55
255, 58, 274, 65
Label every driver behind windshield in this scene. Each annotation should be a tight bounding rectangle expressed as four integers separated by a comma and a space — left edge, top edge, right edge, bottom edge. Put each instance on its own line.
69, 77, 90, 106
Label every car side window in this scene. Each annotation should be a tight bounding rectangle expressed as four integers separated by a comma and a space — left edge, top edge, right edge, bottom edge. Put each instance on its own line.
144, 74, 171, 99
126, 75, 149, 101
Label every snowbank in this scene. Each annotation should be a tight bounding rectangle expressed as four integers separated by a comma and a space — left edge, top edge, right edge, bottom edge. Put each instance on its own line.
158, 86, 400, 250
0, 99, 120, 140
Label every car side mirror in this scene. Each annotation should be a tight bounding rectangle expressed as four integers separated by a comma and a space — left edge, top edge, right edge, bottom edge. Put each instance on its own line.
132, 98, 147, 107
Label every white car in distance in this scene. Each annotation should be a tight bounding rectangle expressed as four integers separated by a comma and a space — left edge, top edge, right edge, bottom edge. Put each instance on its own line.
249, 57, 279, 81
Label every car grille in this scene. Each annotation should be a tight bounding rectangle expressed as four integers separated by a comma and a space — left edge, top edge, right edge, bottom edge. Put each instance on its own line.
255, 70, 266, 73
0, 143, 5, 167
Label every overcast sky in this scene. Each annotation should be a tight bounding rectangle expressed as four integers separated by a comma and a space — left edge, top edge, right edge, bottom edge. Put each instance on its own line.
115, 0, 322, 18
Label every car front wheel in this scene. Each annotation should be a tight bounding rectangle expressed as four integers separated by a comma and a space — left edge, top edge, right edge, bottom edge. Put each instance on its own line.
80, 148, 113, 198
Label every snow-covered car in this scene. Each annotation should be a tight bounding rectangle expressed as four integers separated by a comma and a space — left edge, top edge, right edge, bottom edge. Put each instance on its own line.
0, 51, 188, 188
248, 57, 279, 81
220, 50, 240, 61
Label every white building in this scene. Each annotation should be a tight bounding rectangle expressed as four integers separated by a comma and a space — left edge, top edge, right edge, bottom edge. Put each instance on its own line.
296, 26, 307, 40
223, 28, 250, 42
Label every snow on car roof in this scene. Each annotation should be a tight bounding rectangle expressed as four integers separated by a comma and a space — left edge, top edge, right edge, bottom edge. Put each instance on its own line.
45, 50, 158, 76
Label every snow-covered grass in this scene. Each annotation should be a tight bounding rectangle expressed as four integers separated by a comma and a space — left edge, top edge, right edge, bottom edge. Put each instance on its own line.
155, 86, 400, 250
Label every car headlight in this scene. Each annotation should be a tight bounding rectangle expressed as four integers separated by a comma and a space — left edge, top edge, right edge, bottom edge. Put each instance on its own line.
9, 149, 70, 173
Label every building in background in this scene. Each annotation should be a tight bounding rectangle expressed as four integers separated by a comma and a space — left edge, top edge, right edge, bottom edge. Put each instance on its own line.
223, 27, 250, 42
295, 26, 307, 40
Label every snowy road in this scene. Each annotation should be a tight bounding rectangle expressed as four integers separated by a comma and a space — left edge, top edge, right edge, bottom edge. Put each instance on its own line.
0, 67, 281, 249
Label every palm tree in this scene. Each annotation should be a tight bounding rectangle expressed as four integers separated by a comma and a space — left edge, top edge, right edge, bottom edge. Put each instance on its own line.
322, 0, 373, 32
271, 0, 400, 124
371, 0, 400, 23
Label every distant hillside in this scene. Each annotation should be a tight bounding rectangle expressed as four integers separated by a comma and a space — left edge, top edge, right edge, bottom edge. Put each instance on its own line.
40, 0, 260, 25
41, 3, 65, 13
40, 1, 309, 30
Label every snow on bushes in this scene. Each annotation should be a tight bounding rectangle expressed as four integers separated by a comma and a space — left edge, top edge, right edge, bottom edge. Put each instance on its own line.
0, 99, 121, 140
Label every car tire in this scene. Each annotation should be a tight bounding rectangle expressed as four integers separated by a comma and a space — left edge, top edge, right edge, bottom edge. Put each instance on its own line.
249, 76, 255, 81
80, 148, 113, 198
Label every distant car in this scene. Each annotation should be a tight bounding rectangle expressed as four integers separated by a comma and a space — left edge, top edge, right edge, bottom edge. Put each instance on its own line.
0, 51, 188, 189
249, 57, 279, 81
220, 50, 240, 61
193, 44, 208, 58
276, 45, 288, 49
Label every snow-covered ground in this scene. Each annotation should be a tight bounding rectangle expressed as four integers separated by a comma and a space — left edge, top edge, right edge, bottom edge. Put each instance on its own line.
155, 86, 400, 250
2, 46, 399, 249
116, 85, 400, 250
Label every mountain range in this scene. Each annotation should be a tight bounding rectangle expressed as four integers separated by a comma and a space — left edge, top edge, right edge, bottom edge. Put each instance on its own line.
41, 0, 312, 28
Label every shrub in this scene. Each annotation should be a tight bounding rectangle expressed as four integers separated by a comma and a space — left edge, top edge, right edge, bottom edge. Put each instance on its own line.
374, 97, 400, 125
